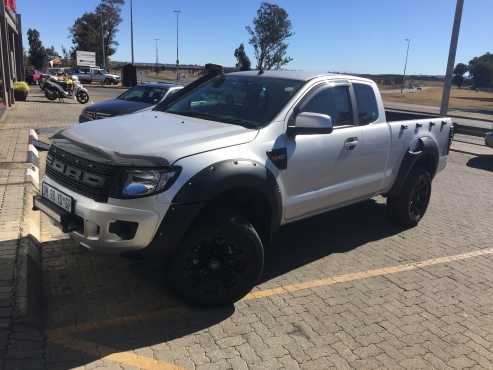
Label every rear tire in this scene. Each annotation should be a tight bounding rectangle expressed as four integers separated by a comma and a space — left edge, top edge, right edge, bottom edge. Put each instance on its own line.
167, 210, 264, 307
44, 89, 58, 101
387, 166, 432, 228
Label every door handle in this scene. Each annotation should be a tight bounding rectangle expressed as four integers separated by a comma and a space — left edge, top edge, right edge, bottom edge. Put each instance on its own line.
344, 137, 359, 150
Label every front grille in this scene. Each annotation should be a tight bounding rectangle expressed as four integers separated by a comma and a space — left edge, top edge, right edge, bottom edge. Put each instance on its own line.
85, 111, 112, 120
46, 146, 117, 202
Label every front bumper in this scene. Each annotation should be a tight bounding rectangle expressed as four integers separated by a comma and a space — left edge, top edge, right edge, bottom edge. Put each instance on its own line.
35, 176, 162, 253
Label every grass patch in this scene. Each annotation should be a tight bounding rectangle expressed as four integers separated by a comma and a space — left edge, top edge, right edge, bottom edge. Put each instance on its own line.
382, 87, 493, 113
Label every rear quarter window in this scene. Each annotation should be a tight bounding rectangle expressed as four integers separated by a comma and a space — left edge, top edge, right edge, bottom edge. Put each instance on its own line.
354, 83, 379, 124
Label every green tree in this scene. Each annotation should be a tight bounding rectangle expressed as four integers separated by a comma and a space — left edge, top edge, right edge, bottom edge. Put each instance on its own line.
246, 2, 294, 70
61, 45, 73, 66
27, 28, 47, 69
234, 43, 251, 71
70, 0, 124, 67
452, 62, 468, 88
45, 46, 60, 60
469, 53, 493, 88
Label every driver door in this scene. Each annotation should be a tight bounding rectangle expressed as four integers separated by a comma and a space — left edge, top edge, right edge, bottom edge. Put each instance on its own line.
280, 82, 367, 221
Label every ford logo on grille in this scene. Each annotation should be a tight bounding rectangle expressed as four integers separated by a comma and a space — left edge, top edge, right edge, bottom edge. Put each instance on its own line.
48, 159, 106, 188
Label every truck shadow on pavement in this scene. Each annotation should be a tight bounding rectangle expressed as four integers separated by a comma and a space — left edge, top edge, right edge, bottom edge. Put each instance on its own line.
263, 199, 401, 282
43, 198, 403, 369
467, 155, 493, 172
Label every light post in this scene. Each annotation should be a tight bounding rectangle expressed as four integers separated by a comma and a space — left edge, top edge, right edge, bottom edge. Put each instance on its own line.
100, 13, 105, 69
440, 0, 464, 115
173, 9, 181, 81
154, 38, 160, 73
401, 38, 411, 94
130, 0, 134, 64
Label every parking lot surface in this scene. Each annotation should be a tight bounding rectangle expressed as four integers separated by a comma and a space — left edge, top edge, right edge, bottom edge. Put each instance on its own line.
6, 88, 493, 369
39, 140, 493, 370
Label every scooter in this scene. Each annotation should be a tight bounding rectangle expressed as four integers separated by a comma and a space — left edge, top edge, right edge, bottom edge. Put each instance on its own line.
44, 75, 90, 104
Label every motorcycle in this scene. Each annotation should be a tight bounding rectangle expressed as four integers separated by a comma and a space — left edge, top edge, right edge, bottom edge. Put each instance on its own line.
43, 75, 90, 104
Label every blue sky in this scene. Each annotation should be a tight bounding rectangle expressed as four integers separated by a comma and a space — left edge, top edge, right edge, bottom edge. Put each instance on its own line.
18, 0, 492, 75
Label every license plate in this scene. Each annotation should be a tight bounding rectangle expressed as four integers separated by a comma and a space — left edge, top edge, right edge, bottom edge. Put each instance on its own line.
42, 182, 73, 213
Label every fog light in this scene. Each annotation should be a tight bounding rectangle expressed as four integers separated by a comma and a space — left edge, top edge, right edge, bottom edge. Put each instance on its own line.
109, 220, 138, 240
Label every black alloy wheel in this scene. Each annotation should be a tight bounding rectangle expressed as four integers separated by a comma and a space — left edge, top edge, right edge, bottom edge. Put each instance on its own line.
167, 211, 264, 307
387, 166, 432, 228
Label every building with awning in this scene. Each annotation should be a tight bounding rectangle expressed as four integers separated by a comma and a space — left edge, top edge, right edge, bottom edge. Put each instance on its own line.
0, 0, 24, 113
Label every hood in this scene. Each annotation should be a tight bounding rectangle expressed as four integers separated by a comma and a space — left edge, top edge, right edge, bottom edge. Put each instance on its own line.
84, 99, 150, 116
59, 110, 258, 164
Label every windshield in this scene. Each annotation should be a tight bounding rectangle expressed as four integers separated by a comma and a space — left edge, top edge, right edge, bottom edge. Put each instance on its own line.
117, 85, 168, 104
158, 75, 304, 128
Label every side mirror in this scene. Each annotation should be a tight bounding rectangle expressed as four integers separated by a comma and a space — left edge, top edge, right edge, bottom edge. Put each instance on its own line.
287, 112, 333, 136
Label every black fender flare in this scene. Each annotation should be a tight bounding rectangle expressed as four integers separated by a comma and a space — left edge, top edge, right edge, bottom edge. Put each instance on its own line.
388, 136, 439, 197
145, 159, 282, 256
173, 159, 282, 230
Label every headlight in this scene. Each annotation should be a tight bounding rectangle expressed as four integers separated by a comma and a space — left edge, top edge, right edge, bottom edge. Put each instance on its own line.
121, 167, 180, 198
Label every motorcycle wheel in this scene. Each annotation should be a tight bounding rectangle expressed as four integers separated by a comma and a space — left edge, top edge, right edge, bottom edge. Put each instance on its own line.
45, 89, 58, 101
76, 90, 89, 104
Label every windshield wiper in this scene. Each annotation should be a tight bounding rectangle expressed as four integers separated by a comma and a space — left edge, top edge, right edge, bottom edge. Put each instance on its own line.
168, 111, 259, 129
169, 111, 218, 121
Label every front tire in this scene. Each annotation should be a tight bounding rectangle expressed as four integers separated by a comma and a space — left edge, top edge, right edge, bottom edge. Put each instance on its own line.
387, 166, 432, 228
167, 210, 264, 307
76, 90, 89, 104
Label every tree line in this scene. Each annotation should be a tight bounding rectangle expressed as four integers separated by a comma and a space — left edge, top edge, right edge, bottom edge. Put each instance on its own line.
27, 0, 124, 70
453, 53, 493, 88
27, 1, 294, 72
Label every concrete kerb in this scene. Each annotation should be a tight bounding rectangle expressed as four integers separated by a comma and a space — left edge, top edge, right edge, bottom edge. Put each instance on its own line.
2, 127, 44, 360
2, 127, 45, 368
16, 128, 42, 324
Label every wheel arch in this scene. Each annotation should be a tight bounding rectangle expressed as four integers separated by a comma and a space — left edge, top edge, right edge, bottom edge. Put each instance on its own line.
173, 159, 282, 244
388, 136, 439, 197
145, 159, 282, 256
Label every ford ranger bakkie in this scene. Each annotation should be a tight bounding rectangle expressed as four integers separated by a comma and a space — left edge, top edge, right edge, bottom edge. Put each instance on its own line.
34, 65, 453, 307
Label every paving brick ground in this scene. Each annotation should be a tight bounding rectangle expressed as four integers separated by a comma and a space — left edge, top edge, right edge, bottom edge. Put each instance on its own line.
39, 146, 493, 370
0, 86, 118, 369
2, 88, 493, 369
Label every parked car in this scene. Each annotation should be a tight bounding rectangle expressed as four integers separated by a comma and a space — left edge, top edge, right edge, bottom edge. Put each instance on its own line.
46, 67, 67, 76
34, 67, 453, 307
486, 132, 493, 148
72, 67, 120, 85
79, 83, 182, 122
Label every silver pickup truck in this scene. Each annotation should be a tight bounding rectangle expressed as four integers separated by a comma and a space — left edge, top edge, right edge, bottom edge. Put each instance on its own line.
34, 66, 453, 306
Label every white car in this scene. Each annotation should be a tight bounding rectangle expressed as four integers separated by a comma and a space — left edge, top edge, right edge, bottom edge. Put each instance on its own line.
34, 66, 453, 307
72, 67, 120, 85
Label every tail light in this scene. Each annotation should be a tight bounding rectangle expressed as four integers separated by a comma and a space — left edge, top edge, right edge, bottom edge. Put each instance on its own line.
447, 123, 454, 154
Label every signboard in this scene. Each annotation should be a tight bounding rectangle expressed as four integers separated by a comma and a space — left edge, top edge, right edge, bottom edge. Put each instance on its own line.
76, 50, 96, 67
5, 0, 16, 12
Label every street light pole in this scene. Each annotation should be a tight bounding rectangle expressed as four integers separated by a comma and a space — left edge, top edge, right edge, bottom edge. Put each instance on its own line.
401, 38, 411, 94
440, 0, 464, 115
100, 13, 105, 69
154, 38, 160, 72
173, 10, 181, 81
130, 0, 134, 64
